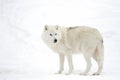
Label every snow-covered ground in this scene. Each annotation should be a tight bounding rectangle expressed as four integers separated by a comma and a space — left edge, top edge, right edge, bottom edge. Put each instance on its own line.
0, 0, 120, 80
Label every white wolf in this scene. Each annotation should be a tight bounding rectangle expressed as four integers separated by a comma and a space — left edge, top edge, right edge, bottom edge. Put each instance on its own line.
41, 25, 104, 75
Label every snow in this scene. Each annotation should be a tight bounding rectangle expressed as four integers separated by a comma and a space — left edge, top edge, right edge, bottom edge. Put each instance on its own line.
0, 0, 120, 80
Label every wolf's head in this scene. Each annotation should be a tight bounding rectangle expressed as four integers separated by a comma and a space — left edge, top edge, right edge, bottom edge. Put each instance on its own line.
42, 25, 62, 46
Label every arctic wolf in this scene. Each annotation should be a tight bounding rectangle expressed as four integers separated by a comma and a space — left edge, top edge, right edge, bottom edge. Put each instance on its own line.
42, 25, 104, 75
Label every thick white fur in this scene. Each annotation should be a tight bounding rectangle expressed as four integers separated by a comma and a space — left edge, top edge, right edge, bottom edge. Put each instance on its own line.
42, 25, 104, 75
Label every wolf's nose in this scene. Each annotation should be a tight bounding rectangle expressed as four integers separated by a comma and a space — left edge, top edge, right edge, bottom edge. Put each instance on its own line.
54, 39, 57, 43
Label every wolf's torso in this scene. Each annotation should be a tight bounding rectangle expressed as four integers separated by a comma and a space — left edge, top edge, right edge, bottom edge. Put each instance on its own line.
51, 26, 102, 55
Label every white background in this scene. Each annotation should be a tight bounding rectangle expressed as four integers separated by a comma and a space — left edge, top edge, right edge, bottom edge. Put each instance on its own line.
0, 0, 120, 80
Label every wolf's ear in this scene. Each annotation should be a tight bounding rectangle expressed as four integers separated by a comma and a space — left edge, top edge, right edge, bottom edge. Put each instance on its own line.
56, 25, 58, 30
45, 25, 48, 30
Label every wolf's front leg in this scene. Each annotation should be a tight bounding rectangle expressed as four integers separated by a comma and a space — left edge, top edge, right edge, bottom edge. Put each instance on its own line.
66, 55, 73, 75
56, 54, 65, 74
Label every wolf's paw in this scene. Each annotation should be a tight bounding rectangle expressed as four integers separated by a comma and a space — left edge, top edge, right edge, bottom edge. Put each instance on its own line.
65, 70, 72, 75
80, 72, 87, 75
55, 70, 62, 74
65, 72, 71, 75
92, 72, 100, 75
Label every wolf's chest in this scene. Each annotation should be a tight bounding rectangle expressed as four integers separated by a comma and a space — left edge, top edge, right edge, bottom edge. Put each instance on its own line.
52, 43, 69, 54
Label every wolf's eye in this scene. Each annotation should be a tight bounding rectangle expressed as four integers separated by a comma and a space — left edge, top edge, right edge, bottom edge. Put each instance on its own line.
49, 34, 52, 36
55, 33, 57, 35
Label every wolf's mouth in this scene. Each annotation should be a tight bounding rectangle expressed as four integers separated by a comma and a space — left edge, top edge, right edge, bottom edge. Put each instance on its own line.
54, 39, 57, 43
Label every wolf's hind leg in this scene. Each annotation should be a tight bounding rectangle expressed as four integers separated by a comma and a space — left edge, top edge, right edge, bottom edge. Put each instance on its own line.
80, 54, 92, 75
93, 43, 103, 75
93, 56, 103, 75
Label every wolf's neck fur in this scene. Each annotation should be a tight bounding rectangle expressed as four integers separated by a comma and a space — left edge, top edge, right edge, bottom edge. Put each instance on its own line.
56, 27, 69, 49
